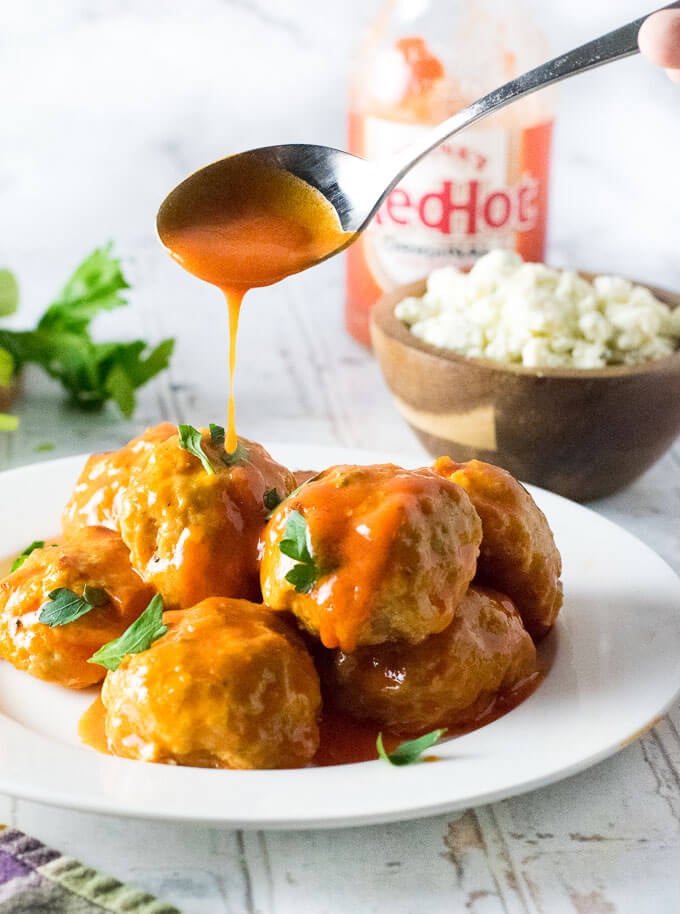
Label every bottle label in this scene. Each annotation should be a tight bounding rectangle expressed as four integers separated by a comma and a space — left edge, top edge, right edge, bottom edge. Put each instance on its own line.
345, 114, 553, 344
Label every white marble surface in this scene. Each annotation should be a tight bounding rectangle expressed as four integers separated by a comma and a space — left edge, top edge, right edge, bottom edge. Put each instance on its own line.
0, 2, 679, 913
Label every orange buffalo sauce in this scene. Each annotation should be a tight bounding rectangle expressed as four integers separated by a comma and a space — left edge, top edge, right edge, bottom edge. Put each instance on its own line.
158, 155, 353, 450
78, 695, 109, 755
80, 672, 543, 767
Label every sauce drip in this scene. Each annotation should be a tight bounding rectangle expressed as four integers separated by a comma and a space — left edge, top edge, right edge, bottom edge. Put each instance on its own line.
157, 155, 354, 448
226, 291, 243, 452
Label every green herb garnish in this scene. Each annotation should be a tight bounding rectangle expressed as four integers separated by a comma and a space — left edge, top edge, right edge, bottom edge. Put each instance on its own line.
179, 423, 248, 473
221, 440, 248, 467
178, 424, 215, 474
88, 594, 167, 671
11, 540, 46, 572
264, 488, 282, 513
38, 585, 110, 628
209, 423, 225, 445
82, 585, 110, 606
279, 510, 320, 594
376, 729, 447, 766
0, 245, 174, 420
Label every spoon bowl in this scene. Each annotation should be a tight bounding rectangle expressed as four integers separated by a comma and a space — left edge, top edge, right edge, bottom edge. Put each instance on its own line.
156, 148, 363, 289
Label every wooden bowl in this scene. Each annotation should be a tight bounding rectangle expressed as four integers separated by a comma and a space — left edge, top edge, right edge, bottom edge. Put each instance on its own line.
370, 278, 680, 501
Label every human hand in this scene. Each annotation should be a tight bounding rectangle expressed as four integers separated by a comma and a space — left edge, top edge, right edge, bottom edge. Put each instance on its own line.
638, 9, 680, 82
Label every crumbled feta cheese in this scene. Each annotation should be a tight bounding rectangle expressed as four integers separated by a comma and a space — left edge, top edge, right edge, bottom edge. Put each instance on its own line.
394, 251, 680, 369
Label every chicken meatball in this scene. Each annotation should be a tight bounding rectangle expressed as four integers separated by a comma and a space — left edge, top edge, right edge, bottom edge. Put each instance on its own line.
101, 598, 321, 769
117, 432, 296, 608
0, 528, 156, 688
62, 423, 177, 535
322, 585, 536, 734
260, 464, 482, 652
433, 457, 563, 640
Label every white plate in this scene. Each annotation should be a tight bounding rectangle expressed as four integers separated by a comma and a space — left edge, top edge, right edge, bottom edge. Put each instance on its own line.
0, 445, 679, 829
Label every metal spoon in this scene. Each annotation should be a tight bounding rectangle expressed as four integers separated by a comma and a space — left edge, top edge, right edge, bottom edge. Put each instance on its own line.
158, 2, 679, 275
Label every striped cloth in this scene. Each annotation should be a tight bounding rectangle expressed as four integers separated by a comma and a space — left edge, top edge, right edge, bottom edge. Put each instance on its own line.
0, 825, 183, 913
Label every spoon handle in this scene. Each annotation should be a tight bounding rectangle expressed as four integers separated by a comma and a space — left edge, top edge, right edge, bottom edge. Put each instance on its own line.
388, 1, 680, 186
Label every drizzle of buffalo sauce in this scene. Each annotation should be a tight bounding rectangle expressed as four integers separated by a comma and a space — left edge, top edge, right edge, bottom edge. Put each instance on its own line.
157, 155, 354, 451
282, 465, 479, 651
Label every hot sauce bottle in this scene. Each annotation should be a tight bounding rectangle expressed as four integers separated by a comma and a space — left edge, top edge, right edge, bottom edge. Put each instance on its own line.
346, 0, 556, 345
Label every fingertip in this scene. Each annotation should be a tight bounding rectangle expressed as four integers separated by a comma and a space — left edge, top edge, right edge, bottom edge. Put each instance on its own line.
638, 9, 680, 69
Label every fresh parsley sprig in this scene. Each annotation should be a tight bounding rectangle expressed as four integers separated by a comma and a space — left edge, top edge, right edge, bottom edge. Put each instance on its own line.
376, 729, 447, 766
179, 423, 248, 474
0, 245, 174, 421
222, 440, 249, 466
208, 423, 249, 466
88, 594, 167, 671
279, 510, 320, 594
11, 540, 47, 572
38, 584, 110, 627
264, 488, 282, 513
209, 423, 225, 446
178, 424, 215, 474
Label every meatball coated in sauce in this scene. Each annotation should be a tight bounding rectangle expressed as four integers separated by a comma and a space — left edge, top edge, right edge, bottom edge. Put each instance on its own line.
0, 528, 155, 688
117, 432, 296, 609
322, 585, 536, 734
101, 598, 321, 769
260, 463, 482, 652
433, 457, 563, 640
62, 423, 177, 535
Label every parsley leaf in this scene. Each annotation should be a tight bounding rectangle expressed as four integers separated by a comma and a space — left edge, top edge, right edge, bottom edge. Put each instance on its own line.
264, 488, 282, 512
11, 540, 46, 572
285, 563, 319, 593
178, 424, 248, 473
178, 424, 215, 474
376, 729, 447, 766
221, 440, 248, 467
279, 510, 312, 561
209, 423, 225, 445
280, 510, 320, 594
39, 585, 110, 628
37, 245, 129, 335
88, 594, 167, 671
0, 245, 174, 418
209, 423, 248, 466
82, 585, 110, 606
